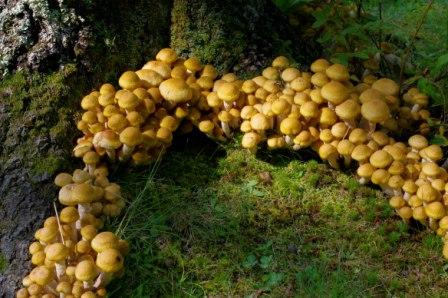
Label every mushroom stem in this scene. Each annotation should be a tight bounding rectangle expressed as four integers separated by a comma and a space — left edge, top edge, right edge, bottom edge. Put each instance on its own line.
328, 102, 335, 110
122, 144, 135, 158
221, 122, 231, 138
368, 122, 376, 135
403, 192, 411, 201
284, 135, 294, 146
292, 144, 301, 151
358, 177, 368, 185
55, 262, 66, 280
83, 280, 94, 290
327, 155, 340, 170
93, 272, 113, 288
105, 149, 116, 161
343, 156, 351, 168
393, 189, 402, 197
76, 204, 91, 229
411, 104, 421, 113
380, 185, 394, 196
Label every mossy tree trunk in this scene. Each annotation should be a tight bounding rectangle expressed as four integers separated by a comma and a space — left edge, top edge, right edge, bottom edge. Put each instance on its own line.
0, 0, 317, 295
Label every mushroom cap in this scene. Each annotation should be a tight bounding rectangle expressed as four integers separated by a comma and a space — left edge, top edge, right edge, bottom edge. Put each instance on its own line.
96, 248, 124, 273
318, 143, 337, 160
159, 78, 193, 103
119, 127, 143, 147
290, 77, 311, 92
142, 60, 171, 79
357, 163, 375, 178
337, 139, 355, 156
425, 201, 446, 219
439, 216, 448, 230
54, 173, 73, 188
420, 144, 443, 162
319, 107, 338, 127
72, 183, 96, 204
348, 128, 368, 145
281, 68, 300, 82
75, 259, 99, 282
384, 145, 406, 161
91, 231, 119, 253
80, 225, 98, 241
311, 72, 330, 87
81, 94, 99, 111
98, 93, 115, 107
272, 56, 289, 69
412, 206, 427, 221
184, 57, 202, 73
361, 98, 390, 123
202, 64, 218, 80
241, 80, 258, 94
118, 71, 141, 90
321, 81, 349, 105
155, 48, 178, 64
58, 184, 76, 206
242, 132, 260, 149
217, 82, 240, 102
417, 184, 440, 202
371, 78, 399, 96
310, 58, 330, 73
389, 196, 406, 209
300, 101, 319, 119
422, 162, 441, 178
369, 150, 393, 169
95, 130, 122, 151
250, 113, 270, 131
397, 206, 413, 220
359, 88, 385, 104
100, 83, 115, 95
335, 99, 360, 120
198, 120, 214, 134
135, 69, 163, 87
160, 116, 178, 132
325, 64, 349, 81
83, 151, 99, 165
388, 160, 405, 175
370, 131, 389, 146
351, 144, 373, 162
280, 117, 301, 135
116, 90, 140, 110
30, 266, 53, 286
330, 122, 348, 139
218, 110, 232, 123
45, 243, 68, 262
388, 175, 404, 189
262, 67, 279, 80
240, 106, 258, 120
294, 131, 313, 147
402, 180, 418, 194
271, 99, 291, 115
371, 169, 390, 185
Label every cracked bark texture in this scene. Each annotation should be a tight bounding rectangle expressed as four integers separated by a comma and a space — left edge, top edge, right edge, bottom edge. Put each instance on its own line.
0, 0, 316, 296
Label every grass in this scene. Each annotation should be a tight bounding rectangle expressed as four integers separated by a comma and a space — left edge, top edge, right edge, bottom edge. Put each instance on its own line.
106, 132, 448, 297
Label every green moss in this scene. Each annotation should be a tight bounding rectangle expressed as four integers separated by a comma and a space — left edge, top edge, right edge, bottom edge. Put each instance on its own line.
31, 155, 70, 177
0, 252, 6, 273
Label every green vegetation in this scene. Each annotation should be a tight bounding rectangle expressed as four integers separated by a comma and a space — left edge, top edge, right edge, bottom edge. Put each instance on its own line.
107, 133, 448, 297
0, 252, 6, 273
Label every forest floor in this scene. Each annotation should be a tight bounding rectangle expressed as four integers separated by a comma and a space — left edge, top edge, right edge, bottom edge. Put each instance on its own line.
106, 132, 448, 297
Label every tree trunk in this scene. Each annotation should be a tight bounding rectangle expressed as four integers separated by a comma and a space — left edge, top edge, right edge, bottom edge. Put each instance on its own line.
0, 0, 317, 295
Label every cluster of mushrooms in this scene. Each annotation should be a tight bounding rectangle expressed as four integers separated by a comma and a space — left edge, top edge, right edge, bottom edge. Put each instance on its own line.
16, 47, 448, 297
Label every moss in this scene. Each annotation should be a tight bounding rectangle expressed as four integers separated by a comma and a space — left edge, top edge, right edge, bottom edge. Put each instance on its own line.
0, 252, 6, 273
170, 0, 317, 75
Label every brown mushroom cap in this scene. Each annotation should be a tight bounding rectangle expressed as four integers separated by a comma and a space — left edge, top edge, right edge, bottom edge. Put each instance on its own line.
280, 117, 301, 135
369, 150, 393, 169
351, 144, 373, 163
116, 90, 140, 111
159, 78, 193, 103
417, 184, 440, 202
425, 201, 446, 219
217, 82, 240, 102
325, 64, 350, 81
119, 127, 143, 147
321, 81, 349, 105
156, 48, 178, 64
310, 58, 330, 73
371, 78, 399, 96
96, 248, 124, 273
335, 99, 360, 120
361, 98, 390, 123
118, 71, 141, 90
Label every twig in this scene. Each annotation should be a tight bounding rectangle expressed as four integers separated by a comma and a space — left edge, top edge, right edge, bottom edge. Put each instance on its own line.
399, 0, 434, 86
53, 202, 65, 245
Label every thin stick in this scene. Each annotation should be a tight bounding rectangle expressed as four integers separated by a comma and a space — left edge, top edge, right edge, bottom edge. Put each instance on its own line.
399, 0, 434, 86
53, 202, 65, 245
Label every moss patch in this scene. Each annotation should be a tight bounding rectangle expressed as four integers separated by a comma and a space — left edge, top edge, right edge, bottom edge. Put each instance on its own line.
0, 252, 7, 273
